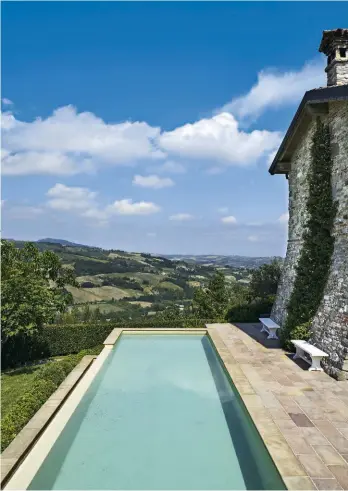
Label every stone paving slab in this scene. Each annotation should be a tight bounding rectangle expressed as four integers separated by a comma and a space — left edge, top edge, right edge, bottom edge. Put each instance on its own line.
103, 328, 123, 346
207, 323, 348, 491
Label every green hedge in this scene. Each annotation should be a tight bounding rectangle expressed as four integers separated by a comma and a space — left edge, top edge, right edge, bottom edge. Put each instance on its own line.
43, 323, 114, 356
227, 300, 273, 323
2, 319, 211, 369
1, 347, 102, 452
44, 319, 197, 356
1, 334, 51, 370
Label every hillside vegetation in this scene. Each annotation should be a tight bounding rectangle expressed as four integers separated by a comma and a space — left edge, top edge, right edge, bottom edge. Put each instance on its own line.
7, 239, 280, 323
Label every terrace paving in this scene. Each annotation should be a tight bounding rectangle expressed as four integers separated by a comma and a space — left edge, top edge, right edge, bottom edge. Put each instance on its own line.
207, 323, 348, 491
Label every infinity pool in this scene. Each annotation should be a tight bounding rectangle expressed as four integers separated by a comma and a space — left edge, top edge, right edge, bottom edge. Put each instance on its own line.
28, 334, 285, 490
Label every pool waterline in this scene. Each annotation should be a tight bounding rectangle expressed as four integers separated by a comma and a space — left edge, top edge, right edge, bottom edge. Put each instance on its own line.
6, 330, 286, 490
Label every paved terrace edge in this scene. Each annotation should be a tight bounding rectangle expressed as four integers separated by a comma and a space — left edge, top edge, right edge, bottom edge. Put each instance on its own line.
207, 323, 348, 491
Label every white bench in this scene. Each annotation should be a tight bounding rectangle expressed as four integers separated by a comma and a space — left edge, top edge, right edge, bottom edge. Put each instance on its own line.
259, 318, 280, 340
291, 340, 328, 371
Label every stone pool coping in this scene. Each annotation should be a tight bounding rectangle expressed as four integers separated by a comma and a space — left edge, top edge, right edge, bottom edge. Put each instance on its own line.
4, 325, 348, 490
1, 355, 96, 487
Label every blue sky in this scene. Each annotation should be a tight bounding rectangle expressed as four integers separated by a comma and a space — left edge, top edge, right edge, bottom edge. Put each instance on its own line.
2, 2, 346, 256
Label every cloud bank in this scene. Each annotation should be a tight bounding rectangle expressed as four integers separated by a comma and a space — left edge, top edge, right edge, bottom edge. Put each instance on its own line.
219, 59, 325, 123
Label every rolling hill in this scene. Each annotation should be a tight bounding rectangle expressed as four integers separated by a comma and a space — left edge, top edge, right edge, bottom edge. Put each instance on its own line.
7, 238, 278, 321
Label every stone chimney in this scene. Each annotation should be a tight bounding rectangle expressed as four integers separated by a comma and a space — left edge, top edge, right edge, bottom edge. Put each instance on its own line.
319, 29, 348, 86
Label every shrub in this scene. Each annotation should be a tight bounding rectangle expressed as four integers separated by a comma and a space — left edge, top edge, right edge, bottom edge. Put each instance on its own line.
183, 316, 213, 328
1, 347, 102, 452
34, 362, 68, 386
43, 323, 114, 356
1, 379, 57, 451
1, 334, 50, 370
282, 321, 311, 352
80, 281, 95, 288
227, 300, 273, 323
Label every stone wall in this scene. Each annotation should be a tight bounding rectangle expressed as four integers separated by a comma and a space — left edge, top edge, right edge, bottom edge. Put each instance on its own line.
272, 100, 348, 379
310, 101, 348, 379
327, 61, 348, 86
271, 121, 315, 325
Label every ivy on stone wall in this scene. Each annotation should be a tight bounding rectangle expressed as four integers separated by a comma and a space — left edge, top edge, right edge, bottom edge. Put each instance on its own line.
281, 118, 337, 350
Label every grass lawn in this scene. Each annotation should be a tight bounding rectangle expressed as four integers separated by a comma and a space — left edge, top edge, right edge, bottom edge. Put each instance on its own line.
66, 285, 141, 303
1, 363, 44, 417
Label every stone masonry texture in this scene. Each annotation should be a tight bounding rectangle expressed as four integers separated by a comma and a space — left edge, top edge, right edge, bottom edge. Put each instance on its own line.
310, 101, 348, 379
271, 120, 315, 326
328, 61, 348, 86
271, 100, 348, 379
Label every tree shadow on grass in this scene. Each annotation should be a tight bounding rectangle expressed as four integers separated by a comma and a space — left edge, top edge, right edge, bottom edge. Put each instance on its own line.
2, 362, 45, 377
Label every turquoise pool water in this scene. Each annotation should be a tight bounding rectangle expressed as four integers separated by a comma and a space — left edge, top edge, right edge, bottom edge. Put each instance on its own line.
29, 334, 285, 490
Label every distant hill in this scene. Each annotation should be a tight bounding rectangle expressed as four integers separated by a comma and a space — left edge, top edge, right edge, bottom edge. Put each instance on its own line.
37, 238, 90, 247
162, 254, 282, 269
6, 239, 220, 308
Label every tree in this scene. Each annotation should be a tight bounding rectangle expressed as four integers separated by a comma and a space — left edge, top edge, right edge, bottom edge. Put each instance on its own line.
248, 260, 282, 301
82, 304, 92, 323
1, 241, 77, 341
91, 306, 102, 322
228, 281, 249, 307
157, 304, 183, 324
192, 271, 230, 321
70, 305, 80, 323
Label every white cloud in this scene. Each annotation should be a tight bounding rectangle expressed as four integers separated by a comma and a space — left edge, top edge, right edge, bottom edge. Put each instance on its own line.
248, 235, 259, 242
3, 151, 94, 176
106, 199, 160, 216
219, 59, 325, 123
267, 150, 277, 166
2, 105, 164, 176
7, 205, 44, 219
147, 232, 157, 237
6, 61, 317, 178
132, 174, 174, 189
158, 112, 281, 166
46, 183, 97, 211
278, 212, 289, 224
218, 207, 229, 214
2, 98, 13, 105
46, 184, 160, 222
221, 215, 237, 224
2, 89, 287, 177
169, 213, 194, 221
1, 113, 17, 131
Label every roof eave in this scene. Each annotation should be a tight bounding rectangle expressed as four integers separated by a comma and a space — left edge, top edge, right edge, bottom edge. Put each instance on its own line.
269, 85, 348, 175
